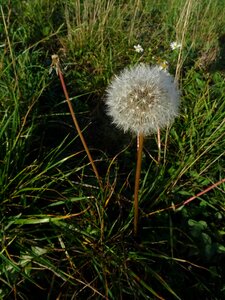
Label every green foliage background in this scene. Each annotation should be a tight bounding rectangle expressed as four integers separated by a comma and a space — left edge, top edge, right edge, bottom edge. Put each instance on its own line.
0, 0, 225, 299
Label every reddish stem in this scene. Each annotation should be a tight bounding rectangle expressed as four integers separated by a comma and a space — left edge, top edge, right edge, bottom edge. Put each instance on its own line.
134, 133, 144, 236
57, 67, 101, 188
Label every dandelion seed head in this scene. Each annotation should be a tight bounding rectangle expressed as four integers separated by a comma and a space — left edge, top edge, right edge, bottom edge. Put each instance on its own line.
105, 64, 180, 136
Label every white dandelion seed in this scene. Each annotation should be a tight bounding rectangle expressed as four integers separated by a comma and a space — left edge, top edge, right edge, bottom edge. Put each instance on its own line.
105, 64, 180, 136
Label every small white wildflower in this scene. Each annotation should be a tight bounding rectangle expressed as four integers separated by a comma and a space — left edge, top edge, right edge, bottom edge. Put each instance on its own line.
105, 64, 180, 136
158, 60, 169, 70
170, 41, 181, 50
134, 44, 144, 53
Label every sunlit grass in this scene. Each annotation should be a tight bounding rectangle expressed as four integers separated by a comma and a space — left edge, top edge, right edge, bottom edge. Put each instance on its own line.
1, 0, 225, 298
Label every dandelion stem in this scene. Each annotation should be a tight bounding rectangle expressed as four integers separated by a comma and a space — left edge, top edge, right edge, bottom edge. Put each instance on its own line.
157, 128, 161, 164
134, 133, 144, 236
52, 56, 101, 188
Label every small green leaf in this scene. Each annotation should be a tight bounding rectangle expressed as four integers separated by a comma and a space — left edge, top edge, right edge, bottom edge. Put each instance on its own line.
217, 244, 225, 253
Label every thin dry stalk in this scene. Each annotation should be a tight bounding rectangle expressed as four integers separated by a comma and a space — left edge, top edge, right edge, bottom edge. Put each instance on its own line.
157, 128, 161, 164
175, 0, 194, 81
182, 178, 225, 206
134, 133, 144, 236
147, 177, 225, 217
163, 126, 169, 167
71, 0, 115, 48
1, 5, 18, 90
128, 0, 142, 43
50, 55, 102, 188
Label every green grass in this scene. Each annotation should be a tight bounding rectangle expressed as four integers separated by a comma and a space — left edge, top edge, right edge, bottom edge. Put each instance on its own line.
1, 0, 225, 299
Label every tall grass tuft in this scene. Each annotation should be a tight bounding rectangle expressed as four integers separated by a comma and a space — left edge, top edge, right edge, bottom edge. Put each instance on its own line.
1, 0, 225, 299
